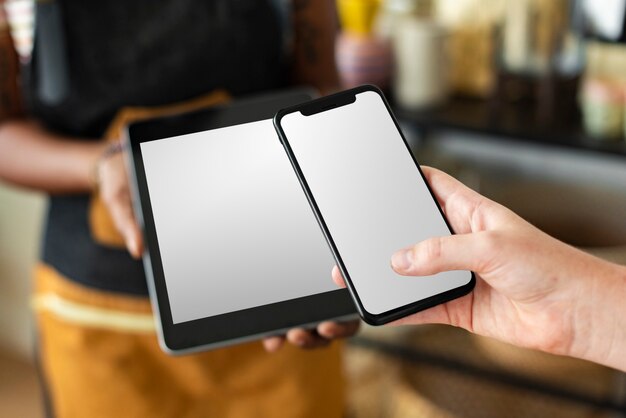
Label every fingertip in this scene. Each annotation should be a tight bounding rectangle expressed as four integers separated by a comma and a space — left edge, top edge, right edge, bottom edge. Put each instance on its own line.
317, 321, 337, 339
319, 320, 361, 339
126, 237, 140, 259
126, 234, 143, 260
126, 229, 144, 259
331, 266, 346, 288
287, 328, 310, 347
263, 337, 284, 353
135, 236, 144, 258
391, 248, 412, 274
126, 238, 136, 257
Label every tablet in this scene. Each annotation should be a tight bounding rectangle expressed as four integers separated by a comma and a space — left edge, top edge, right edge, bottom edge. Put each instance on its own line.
126, 90, 356, 354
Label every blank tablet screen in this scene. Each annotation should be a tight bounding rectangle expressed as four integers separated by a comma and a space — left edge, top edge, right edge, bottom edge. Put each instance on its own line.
140, 120, 336, 324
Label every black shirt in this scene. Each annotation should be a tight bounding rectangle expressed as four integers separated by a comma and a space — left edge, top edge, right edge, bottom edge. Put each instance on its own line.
27, 0, 288, 295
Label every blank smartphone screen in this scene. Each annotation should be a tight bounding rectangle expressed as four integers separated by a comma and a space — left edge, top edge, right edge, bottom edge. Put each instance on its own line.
280, 90, 473, 315
140, 120, 337, 324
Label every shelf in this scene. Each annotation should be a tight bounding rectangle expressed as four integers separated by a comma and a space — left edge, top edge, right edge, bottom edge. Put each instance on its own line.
395, 97, 626, 157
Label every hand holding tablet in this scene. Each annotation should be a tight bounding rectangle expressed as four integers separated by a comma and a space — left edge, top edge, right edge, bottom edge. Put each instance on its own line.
126, 91, 357, 354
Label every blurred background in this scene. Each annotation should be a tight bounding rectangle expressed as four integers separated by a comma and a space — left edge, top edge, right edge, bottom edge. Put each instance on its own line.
2, 0, 626, 417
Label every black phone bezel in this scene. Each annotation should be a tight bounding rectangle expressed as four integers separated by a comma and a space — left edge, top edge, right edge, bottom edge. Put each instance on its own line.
126, 90, 357, 353
273, 85, 476, 326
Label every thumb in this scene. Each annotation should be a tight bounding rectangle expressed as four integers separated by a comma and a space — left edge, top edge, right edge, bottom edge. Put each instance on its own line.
107, 200, 144, 259
125, 223, 144, 259
391, 232, 495, 276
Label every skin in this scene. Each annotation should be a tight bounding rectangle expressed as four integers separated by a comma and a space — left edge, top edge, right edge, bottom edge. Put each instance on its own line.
0, 0, 358, 352
332, 166, 626, 371
0, 120, 106, 193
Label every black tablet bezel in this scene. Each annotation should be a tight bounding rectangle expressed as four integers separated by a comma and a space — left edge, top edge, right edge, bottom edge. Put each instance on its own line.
274, 85, 475, 326
126, 90, 357, 354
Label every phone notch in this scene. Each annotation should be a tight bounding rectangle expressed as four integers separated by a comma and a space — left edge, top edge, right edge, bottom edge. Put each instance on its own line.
300, 93, 356, 116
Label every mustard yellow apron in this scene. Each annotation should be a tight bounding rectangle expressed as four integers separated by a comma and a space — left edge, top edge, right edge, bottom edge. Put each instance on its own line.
33, 92, 346, 418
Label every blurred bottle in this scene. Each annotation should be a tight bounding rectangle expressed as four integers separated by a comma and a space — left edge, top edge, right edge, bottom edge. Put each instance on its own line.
3, 0, 34, 63
336, 0, 393, 90
375, 0, 431, 40
494, 0, 585, 123
377, 0, 448, 109
579, 77, 623, 140
500, 0, 584, 76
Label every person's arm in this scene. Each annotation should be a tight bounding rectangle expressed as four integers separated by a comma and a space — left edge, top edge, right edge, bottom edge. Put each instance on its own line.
291, 0, 339, 93
0, 120, 106, 193
332, 167, 626, 371
0, 24, 105, 194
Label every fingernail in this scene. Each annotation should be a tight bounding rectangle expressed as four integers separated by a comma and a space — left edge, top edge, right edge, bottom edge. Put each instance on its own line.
265, 339, 280, 352
322, 329, 335, 339
127, 238, 138, 257
391, 249, 412, 271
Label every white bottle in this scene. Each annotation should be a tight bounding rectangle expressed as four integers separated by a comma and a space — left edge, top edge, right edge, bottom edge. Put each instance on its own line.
393, 17, 448, 109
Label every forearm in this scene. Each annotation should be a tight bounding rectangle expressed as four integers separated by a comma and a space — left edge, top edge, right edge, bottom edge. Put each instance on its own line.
0, 118, 106, 193
569, 259, 626, 371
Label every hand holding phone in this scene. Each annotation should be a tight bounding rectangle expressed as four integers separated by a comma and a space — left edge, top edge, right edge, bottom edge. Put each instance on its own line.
274, 85, 475, 325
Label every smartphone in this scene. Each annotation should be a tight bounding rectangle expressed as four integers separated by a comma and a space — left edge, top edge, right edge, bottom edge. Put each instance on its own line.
273, 85, 475, 325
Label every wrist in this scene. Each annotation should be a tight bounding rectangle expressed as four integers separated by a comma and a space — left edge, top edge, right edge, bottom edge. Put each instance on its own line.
89, 141, 122, 192
64, 140, 106, 193
569, 261, 626, 370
